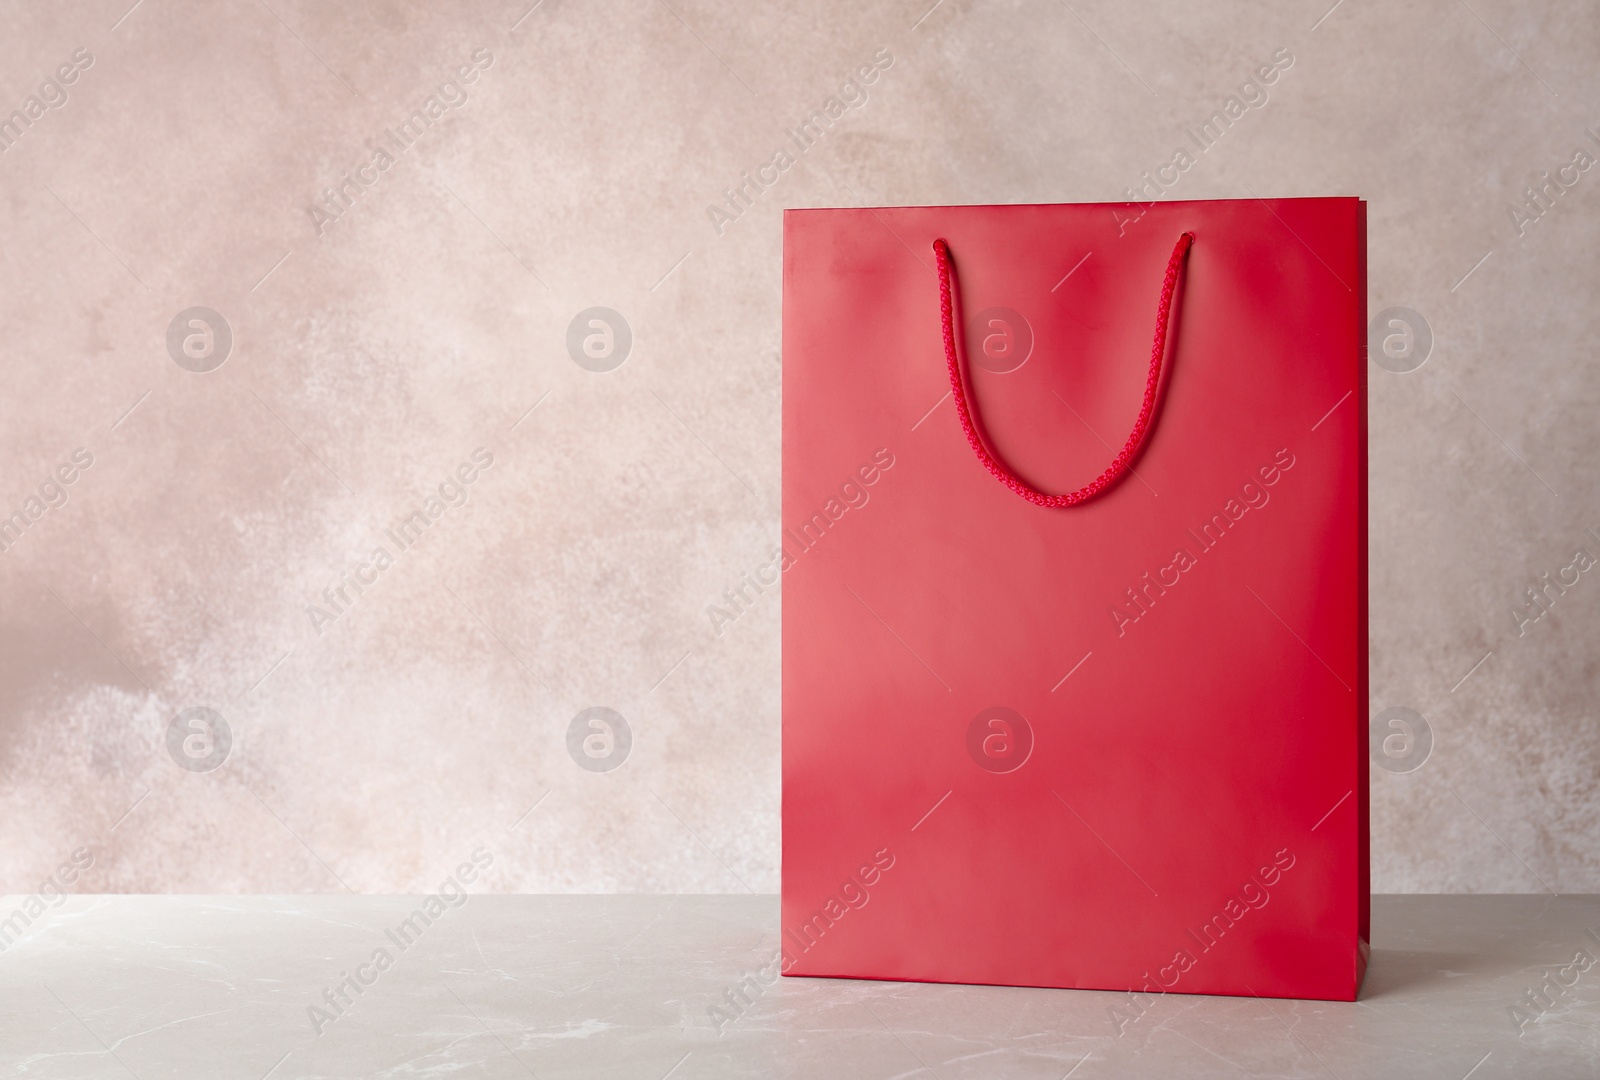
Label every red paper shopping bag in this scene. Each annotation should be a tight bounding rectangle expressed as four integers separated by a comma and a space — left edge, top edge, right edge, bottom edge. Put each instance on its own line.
781, 197, 1368, 1002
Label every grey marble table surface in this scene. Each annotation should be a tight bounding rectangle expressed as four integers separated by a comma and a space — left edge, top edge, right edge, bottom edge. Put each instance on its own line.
2, 894, 1595, 1079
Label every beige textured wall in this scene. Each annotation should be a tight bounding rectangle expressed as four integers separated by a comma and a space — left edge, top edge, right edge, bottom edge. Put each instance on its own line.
0, 0, 1594, 895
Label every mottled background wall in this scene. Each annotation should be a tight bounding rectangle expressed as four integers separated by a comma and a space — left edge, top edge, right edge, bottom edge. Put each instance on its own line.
0, 0, 1594, 896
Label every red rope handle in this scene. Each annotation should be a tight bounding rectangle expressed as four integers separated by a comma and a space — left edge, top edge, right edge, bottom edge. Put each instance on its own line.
933, 232, 1194, 508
